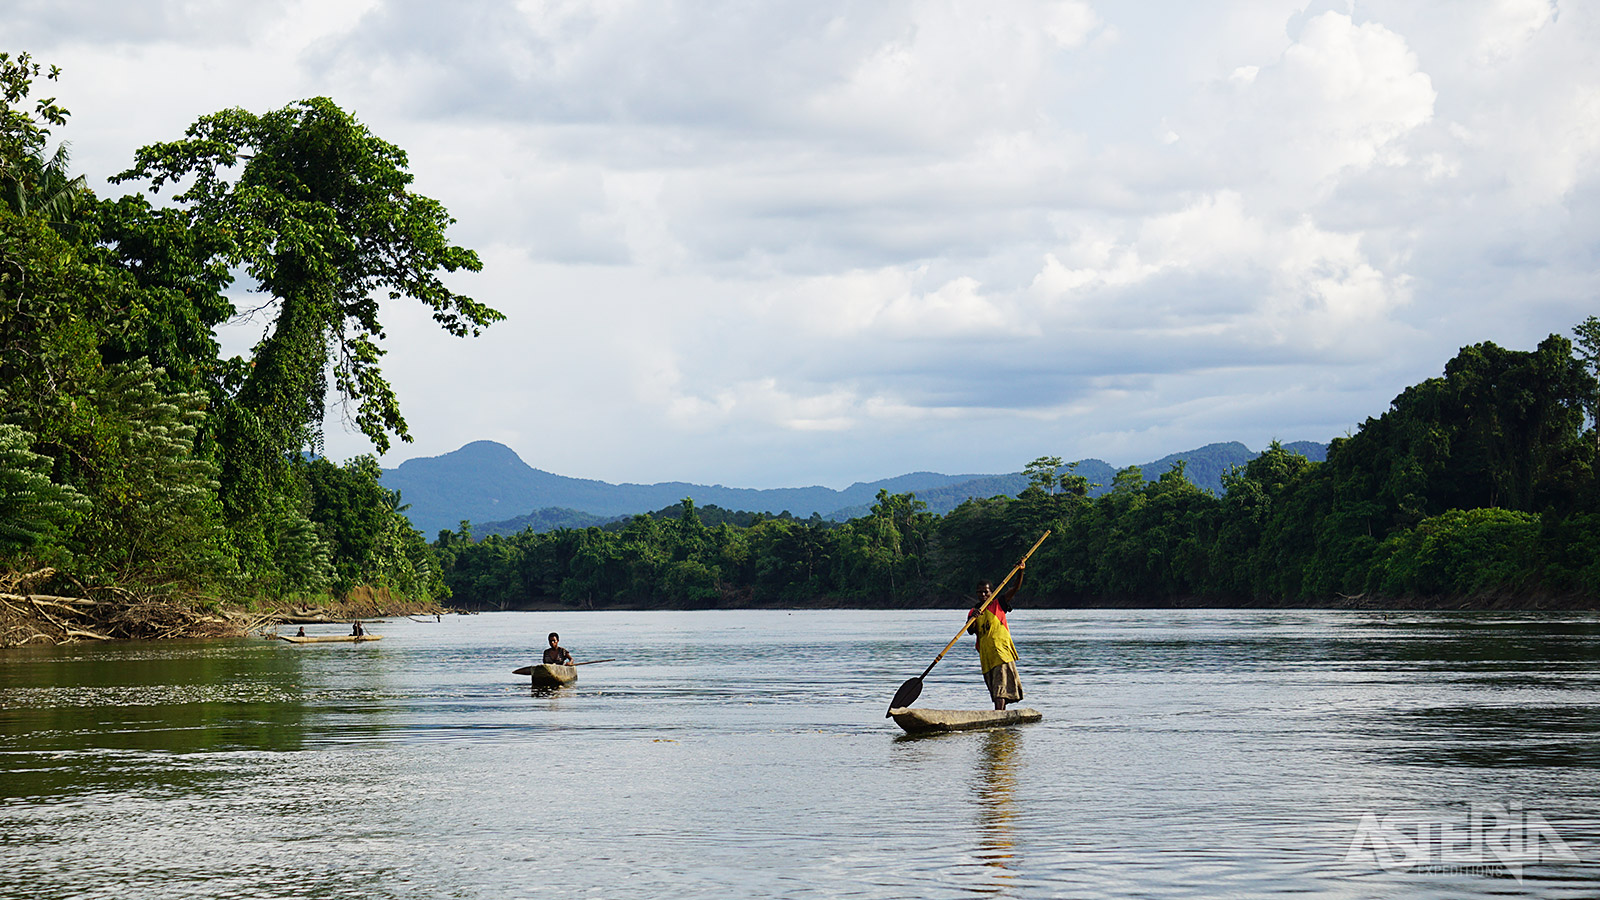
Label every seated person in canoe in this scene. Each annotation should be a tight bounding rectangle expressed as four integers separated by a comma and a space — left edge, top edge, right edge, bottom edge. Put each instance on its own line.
543, 632, 574, 666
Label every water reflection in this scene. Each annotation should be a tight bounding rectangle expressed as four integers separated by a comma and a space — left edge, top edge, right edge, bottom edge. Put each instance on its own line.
0, 640, 313, 756
971, 729, 1021, 891
1374, 705, 1600, 769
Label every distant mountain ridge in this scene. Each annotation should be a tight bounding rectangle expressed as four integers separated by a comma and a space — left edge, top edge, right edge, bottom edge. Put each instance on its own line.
383, 439, 1328, 536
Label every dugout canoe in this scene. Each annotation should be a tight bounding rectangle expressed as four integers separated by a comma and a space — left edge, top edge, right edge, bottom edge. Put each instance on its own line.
514, 663, 578, 686
888, 707, 1041, 734
277, 634, 382, 644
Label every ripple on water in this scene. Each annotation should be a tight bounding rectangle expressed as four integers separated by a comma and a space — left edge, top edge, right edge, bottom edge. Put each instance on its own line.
1, 610, 1598, 900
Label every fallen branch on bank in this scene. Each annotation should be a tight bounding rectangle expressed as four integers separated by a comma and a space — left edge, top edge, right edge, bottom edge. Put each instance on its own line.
1, 569, 448, 647
0, 579, 235, 648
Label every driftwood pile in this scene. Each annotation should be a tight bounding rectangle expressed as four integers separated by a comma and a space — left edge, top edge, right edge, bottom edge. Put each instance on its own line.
0, 569, 248, 647
1, 571, 449, 647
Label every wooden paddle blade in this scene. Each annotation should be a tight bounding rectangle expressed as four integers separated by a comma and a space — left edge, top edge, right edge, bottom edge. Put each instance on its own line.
512, 666, 534, 676
887, 677, 922, 717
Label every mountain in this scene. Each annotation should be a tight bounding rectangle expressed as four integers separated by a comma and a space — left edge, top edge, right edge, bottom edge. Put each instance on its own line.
384, 439, 1329, 536
383, 441, 997, 535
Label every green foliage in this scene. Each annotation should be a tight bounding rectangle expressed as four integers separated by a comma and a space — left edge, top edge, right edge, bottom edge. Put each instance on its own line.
301, 455, 392, 595
1210, 442, 1314, 599
1575, 315, 1600, 441
300, 454, 446, 600
112, 97, 501, 455
0, 64, 470, 607
64, 360, 235, 587
1372, 508, 1539, 596
74, 193, 237, 397
3, 141, 88, 223
1536, 512, 1600, 594
98, 97, 503, 600
1023, 456, 1063, 493
0, 52, 71, 209
268, 508, 332, 597
0, 422, 89, 558
0, 207, 116, 424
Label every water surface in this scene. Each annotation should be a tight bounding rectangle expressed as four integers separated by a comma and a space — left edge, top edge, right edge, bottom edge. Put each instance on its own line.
2, 609, 1596, 898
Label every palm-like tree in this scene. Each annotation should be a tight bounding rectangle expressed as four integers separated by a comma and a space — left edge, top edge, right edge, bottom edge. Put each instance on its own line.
2, 140, 88, 223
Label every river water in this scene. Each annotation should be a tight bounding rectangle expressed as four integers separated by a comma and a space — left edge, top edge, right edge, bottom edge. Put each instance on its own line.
1, 609, 1596, 899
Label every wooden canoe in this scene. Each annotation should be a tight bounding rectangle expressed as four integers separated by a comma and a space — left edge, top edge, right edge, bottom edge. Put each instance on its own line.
515, 663, 577, 686
888, 707, 1041, 734
277, 634, 382, 644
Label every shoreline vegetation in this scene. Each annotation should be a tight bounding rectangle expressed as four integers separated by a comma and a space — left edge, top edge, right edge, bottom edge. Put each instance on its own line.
493, 591, 1600, 613
5, 585, 1593, 651
3, 55, 1598, 647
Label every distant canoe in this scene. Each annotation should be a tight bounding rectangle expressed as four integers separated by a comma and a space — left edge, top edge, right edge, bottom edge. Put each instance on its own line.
278, 634, 382, 644
888, 707, 1041, 734
513, 663, 577, 686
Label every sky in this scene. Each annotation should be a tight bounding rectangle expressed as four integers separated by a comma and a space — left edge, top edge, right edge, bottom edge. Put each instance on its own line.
8, 0, 1598, 489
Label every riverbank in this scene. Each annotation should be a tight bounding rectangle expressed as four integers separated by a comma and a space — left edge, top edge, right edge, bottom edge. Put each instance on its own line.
7, 571, 1592, 647
484, 589, 1599, 613
0, 570, 448, 648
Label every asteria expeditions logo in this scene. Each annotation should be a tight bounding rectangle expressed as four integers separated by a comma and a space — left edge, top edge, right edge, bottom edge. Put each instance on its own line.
1346, 802, 1583, 881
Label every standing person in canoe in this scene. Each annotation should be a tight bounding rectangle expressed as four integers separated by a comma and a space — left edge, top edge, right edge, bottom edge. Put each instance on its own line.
968, 560, 1024, 710
543, 632, 574, 666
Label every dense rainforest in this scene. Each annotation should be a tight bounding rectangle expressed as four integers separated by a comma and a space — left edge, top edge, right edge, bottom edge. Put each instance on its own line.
436, 326, 1600, 612
0, 54, 497, 643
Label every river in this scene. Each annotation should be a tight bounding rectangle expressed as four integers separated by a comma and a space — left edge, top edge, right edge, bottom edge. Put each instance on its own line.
1, 609, 1596, 898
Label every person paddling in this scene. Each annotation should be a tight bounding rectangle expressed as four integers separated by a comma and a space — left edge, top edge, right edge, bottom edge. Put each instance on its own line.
968, 560, 1025, 710
543, 632, 574, 666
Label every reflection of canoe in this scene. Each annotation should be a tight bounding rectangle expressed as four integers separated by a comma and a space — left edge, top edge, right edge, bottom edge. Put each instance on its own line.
278, 635, 382, 643
888, 707, 1041, 734
513, 663, 577, 686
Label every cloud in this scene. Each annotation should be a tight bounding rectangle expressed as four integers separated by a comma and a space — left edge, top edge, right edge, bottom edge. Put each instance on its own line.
764, 266, 1031, 340
1472, 0, 1557, 63
1178, 11, 1436, 204
1028, 192, 1411, 351
15, 0, 1600, 489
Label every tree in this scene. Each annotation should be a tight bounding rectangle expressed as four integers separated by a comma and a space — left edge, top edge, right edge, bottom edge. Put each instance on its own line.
112, 97, 502, 454
2, 141, 87, 223
1576, 315, 1600, 446
112, 98, 503, 583
0, 423, 89, 559
0, 52, 71, 212
1023, 456, 1063, 494
64, 360, 234, 587
1211, 442, 1314, 598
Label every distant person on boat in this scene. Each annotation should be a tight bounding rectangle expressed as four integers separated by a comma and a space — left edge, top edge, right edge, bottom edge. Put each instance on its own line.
295, 626, 305, 637
968, 561, 1025, 710
351, 620, 365, 638
543, 632, 574, 666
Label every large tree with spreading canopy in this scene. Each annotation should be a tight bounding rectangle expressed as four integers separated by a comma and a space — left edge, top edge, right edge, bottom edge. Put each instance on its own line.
113, 96, 501, 454
112, 97, 503, 578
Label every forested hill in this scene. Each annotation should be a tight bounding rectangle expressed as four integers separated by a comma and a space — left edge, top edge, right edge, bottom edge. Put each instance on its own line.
383, 439, 1329, 536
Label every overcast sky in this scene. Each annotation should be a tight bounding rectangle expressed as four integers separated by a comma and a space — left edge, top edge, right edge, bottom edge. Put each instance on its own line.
9, 0, 1598, 488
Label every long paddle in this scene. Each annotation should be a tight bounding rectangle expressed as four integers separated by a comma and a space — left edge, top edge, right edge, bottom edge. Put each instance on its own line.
886, 530, 1050, 716
512, 658, 616, 675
